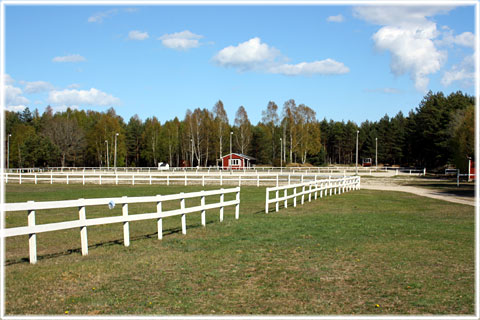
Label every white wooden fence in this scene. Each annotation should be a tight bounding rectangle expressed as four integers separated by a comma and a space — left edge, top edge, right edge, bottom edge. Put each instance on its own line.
4, 172, 334, 187
3, 187, 240, 264
265, 176, 360, 213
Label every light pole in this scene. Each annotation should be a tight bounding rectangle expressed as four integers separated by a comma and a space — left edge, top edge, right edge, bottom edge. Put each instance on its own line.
355, 130, 359, 175
230, 131, 233, 169
114, 133, 119, 171
7, 134, 11, 170
375, 137, 378, 170
468, 156, 472, 182
191, 138, 194, 168
105, 140, 109, 169
280, 137, 283, 168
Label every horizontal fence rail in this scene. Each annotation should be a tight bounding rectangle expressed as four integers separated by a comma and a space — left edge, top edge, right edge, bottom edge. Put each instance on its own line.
265, 176, 361, 213
3, 187, 241, 264
4, 172, 333, 187
4, 169, 404, 187
6, 166, 426, 175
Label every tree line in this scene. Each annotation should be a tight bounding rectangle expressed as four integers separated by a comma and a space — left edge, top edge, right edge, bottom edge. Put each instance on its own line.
5, 90, 474, 171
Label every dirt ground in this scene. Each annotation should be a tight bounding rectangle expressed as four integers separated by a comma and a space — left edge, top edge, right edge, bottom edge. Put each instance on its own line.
361, 177, 475, 207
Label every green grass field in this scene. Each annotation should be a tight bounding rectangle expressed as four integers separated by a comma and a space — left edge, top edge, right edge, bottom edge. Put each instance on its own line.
4, 184, 475, 315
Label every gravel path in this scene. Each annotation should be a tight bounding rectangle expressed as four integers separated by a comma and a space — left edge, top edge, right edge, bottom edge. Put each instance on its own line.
361, 178, 475, 207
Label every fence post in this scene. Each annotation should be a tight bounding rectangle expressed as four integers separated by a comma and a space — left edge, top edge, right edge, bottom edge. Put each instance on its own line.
202, 175, 205, 187
220, 189, 224, 221
150, 175, 152, 185
155, 195, 163, 239
122, 196, 130, 247
308, 184, 312, 202
288, 174, 291, 185
220, 171, 223, 186
132, 175, 135, 186
284, 189, 288, 208
276, 175, 279, 187
35, 173, 37, 184
293, 187, 297, 207
50, 173, 53, 184
201, 194, 206, 226
235, 188, 240, 219
27, 201, 37, 264
19, 172, 22, 184
167, 175, 170, 186
275, 190, 279, 212
257, 175, 260, 187
180, 193, 186, 234
78, 199, 88, 256
301, 185, 305, 204
265, 188, 269, 213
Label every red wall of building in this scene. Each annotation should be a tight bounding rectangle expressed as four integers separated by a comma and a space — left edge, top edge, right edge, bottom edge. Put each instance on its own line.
222, 154, 245, 169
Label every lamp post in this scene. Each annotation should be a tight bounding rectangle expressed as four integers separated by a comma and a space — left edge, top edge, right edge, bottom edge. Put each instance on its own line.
114, 133, 119, 171
105, 140, 109, 170
375, 137, 378, 170
355, 130, 359, 175
280, 137, 283, 168
468, 156, 472, 182
230, 131, 233, 169
191, 138, 194, 168
7, 134, 11, 170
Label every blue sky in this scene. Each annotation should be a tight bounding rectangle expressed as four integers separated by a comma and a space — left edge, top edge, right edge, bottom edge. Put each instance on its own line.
3, 3, 476, 125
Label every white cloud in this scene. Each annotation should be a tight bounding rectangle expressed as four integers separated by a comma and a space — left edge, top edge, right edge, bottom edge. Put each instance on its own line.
213, 37, 349, 77
436, 29, 475, 48
21, 81, 54, 94
213, 37, 281, 70
4, 73, 14, 85
269, 59, 349, 76
159, 30, 203, 50
365, 88, 402, 94
442, 54, 475, 87
68, 83, 81, 89
5, 105, 27, 112
372, 24, 446, 91
353, 5, 454, 92
88, 9, 118, 23
128, 30, 149, 40
48, 88, 121, 107
5, 85, 30, 106
327, 14, 345, 23
88, 8, 138, 23
52, 54, 86, 63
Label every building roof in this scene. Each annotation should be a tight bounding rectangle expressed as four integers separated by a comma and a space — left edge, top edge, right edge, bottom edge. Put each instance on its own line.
220, 153, 256, 161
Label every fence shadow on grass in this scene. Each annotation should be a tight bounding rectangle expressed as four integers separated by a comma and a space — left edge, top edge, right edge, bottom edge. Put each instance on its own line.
5, 220, 217, 266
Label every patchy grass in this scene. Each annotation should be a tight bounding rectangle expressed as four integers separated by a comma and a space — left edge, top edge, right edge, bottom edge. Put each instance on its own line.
4, 184, 474, 315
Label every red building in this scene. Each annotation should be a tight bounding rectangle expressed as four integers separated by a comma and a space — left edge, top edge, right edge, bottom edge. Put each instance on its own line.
220, 153, 256, 169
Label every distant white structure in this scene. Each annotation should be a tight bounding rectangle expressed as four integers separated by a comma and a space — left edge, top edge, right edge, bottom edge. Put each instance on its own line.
158, 162, 169, 170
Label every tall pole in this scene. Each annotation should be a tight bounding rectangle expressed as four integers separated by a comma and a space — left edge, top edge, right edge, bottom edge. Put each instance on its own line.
7, 134, 11, 170
280, 137, 282, 168
191, 138, 194, 168
468, 157, 472, 182
355, 130, 359, 175
230, 131, 233, 169
114, 133, 119, 171
375, 137, 378, 170
105, 140, 109, 169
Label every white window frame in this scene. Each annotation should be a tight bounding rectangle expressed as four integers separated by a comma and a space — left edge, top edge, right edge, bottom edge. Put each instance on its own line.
229, 158, 241, 166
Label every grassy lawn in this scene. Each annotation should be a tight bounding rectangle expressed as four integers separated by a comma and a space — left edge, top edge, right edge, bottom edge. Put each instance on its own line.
3, 184, 475, 315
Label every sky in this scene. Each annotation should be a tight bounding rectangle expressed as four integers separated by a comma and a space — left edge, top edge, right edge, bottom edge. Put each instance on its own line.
3, 2, 477, 125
